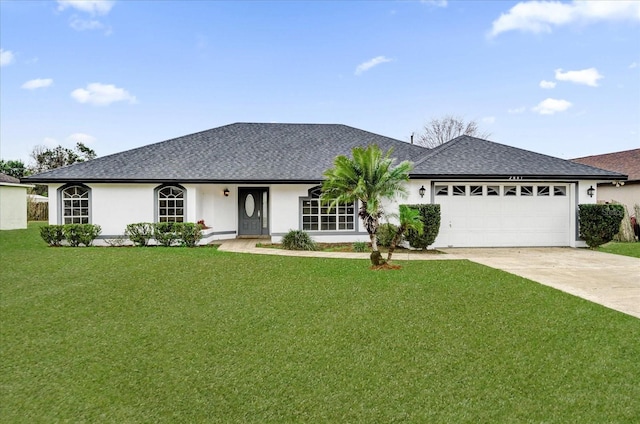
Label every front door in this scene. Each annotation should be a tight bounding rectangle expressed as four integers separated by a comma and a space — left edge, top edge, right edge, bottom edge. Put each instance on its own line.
238, 188, 268, 236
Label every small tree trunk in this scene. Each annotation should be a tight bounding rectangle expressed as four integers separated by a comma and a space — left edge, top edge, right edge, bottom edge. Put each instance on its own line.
386, 227, 405, 263
369, 233, 385, 265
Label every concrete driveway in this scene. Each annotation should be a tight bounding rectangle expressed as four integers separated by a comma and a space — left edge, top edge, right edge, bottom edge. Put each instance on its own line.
443, 247, 640, 319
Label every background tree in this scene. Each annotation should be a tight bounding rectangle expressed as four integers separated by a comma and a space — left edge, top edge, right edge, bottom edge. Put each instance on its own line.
415, 114, 491, 148
29, 142, 96, 174
0, 159, 28, 179
321, 145, 413, 266
27, 142, 97, 196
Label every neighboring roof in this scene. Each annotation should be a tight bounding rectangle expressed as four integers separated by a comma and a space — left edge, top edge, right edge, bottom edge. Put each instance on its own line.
571, 148, 639, 182
0, 173, 20, 184
23, 123, 626, 183
411, 135, 626, 180
24, 123, 428, 183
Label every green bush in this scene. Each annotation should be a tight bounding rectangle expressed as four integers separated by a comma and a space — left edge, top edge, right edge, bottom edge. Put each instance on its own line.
353, 241, 367, 252
154, 222, 180, 247
578, 204, 625, 248
376, 223, 398, 248
77, 224, 102, 246
125, 223, 154, 247
403, 204, 441, 249
62, 224, 84, 247
40, 225, 64, 246
178, 222, 203, 247
282, 230, 317, 251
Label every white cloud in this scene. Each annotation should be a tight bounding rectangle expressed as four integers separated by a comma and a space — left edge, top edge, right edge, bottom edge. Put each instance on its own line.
630, 62, 638, 69
532, 98, 572, 115
421, 0, 448, 7
539, 80, 556, 89
489, 0, 640, 38
57, 0, 114, 16
555, 67, 603, 87
69, 16, 106, 31
508, 106, 526, 114
21, 78, 53, 90
482, 116, 496, 124
67, 133, 97, 145
1, 49, 15, 67
354, 56, 393, 76
71, 82, 136, 106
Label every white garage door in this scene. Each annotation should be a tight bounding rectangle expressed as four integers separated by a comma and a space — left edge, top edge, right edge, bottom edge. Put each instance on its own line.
432, 183, 572, 248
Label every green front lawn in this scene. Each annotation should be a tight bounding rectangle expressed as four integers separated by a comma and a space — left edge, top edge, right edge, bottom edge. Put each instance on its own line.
597, 241, 640, 258
2, 223, 639, 423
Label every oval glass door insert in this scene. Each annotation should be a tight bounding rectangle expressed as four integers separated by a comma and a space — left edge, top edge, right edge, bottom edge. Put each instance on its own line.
245, 194, 255, 217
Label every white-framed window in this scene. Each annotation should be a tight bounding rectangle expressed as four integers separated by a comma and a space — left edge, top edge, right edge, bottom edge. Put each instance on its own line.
504, 185, 517, 196
435, 185, 449, 196
60, 185, 90, 224
537, 186, 550, 196
487, 186, 500, 196
553, 186, 567, 196
521, 186, 534, 196
157, 185, 185, 222
452, 185, 466, 196
470, 185, 483, 196
301, 186, 355, 231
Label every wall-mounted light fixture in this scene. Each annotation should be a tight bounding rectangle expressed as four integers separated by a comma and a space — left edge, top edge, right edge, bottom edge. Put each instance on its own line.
223, 188, 230, 197
587, 186, 595, 198
419, 185, 426, 198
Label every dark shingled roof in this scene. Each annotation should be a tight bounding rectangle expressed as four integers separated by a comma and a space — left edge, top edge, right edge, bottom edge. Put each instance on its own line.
24, 123, 428, 183
411, 135, 627, 180
571, 148, 639, 182
0, 173, 21, 184
23, 123, 626, 183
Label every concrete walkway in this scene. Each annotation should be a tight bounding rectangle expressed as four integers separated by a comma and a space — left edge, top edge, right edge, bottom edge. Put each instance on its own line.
218, 240, 640, 319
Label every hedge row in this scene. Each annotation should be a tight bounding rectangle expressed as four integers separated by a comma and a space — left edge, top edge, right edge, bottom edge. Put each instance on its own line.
39, 222, 203, 247
578, 204, 625, 248
125, 222, 203, 247
40, 224, 102, 247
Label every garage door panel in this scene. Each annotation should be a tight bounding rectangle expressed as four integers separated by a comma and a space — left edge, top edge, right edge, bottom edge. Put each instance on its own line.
433, 183, 571, 247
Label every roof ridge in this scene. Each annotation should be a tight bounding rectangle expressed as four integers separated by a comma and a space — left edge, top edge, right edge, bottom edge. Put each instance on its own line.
411, 135, 466, 167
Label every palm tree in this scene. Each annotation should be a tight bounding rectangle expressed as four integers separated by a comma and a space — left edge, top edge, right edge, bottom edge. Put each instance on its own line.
386, 205, 423, 263
321, 145, 413, 265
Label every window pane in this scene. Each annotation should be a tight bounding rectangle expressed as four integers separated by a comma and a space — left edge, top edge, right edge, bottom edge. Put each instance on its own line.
435, 185, 448, 196
452, 185, 466, 196
470, 185, 483, 196
487, 186, 499, 196
537, 186, 550, 196
521, 186, 533, 196
554, 186, 566, 196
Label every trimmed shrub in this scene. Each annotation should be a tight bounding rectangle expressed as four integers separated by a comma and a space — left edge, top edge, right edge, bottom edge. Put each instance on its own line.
40, 225, 64, 246
178, 222, 203, 247
63, 224, 83, 247
281, 230, 317, 251
377, 223, 398, 248
353, 241, 367, 252
578, 204, 625, 248
403, 204, 441, 249
78, 224, 102, 246
154, 222, 180, 247
125, 223, 154, 247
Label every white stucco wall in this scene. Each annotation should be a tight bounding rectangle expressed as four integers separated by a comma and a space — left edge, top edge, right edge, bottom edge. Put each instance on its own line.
41, 179, 602, 247
0, 184, 30, 230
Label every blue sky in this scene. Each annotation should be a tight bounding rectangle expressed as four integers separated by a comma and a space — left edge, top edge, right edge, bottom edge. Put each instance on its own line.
1, 0, 639, 164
